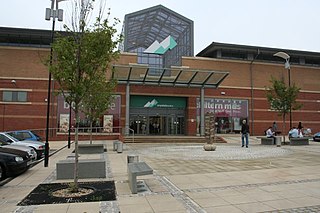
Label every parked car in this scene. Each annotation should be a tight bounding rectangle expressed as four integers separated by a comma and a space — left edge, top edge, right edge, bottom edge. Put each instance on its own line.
0, 147, 31, 180
0, 132, 45, 159
0, 140, 37, 162
6, 130, 42, 142
313, 132, 320, 142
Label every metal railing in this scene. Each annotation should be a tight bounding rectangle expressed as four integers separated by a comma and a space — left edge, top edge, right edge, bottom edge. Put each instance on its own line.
3, 126, 125, 140
3, 126, 140, 143
127, 128, 135, 143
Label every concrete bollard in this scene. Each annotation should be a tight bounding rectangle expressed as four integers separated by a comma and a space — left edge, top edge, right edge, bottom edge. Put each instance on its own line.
127, 155, 139, 163
113, 141, 118, 151
275, 136, 282, 147
117, 141, 123, 153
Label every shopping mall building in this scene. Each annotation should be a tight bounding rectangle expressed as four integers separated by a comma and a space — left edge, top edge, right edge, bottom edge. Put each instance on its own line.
0, 5, 319, 140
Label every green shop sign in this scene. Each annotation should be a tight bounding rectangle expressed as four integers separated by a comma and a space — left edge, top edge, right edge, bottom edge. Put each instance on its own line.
130, 96, 186, 108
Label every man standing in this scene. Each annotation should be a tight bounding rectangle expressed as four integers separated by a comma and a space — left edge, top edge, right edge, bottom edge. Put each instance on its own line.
272, 121, 278, 135
241, 120, 250, 148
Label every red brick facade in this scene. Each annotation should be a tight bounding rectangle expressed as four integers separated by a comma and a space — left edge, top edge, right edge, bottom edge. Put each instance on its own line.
0, 46, 319, 139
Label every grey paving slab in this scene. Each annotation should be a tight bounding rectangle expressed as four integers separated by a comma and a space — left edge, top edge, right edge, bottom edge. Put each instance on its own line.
0, 137, 319, 213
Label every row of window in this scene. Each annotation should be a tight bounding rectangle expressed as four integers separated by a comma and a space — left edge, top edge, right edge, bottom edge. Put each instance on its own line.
217, 50, 320, 66
2, 91, 27, 102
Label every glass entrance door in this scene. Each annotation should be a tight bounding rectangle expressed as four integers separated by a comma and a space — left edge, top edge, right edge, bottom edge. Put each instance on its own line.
129, 116, 147, 135
168, 116, 184, 135
149, 116, 167, 135
129, 108, 185, 135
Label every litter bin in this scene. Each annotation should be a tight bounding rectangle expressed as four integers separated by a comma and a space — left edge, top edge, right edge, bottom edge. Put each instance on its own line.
117, 141, 123, 153
275, 136, 282, 147
113, 141, 118, 151
127, 155, 139, 163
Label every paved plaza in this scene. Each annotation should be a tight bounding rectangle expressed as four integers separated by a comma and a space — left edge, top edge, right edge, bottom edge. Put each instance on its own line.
1, 136, 320, 212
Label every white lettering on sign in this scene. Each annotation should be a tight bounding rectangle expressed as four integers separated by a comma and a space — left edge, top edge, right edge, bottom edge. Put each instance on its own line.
197, 100, 242, 111
109, 102, 116, 110
197, 99, 215, 109
64, 101, 69, 109
64, 101, 75, 109
232, 103, 241, 110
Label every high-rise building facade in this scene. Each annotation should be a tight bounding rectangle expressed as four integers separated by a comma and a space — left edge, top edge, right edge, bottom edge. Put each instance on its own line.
121, 5, 194, 69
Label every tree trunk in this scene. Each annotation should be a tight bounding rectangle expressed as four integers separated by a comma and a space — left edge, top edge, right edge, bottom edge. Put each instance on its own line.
73, 1, 83, 192
89, 119, 93, 144
73, 109, 79, 192
282, 113, 286, 143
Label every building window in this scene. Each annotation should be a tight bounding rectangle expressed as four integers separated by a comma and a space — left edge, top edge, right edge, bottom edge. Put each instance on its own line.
2, 91, 27, 102
196, 98, 249, 134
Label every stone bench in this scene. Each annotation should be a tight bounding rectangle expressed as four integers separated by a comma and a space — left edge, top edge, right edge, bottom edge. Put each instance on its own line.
260, 137, 274, 145
128, 162, 153, 194
290, 137, 309, 146
56, 159, 106, 179
78, 144, 105, 154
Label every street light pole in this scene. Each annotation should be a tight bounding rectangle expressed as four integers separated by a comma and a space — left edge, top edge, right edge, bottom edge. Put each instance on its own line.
273, 51, 292, 129
288, 66, 292, 130
44, 0, 64, 167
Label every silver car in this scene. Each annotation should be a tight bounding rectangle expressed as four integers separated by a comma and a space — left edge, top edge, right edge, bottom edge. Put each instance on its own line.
0, 140, 37, 162
0, 132, 45, 160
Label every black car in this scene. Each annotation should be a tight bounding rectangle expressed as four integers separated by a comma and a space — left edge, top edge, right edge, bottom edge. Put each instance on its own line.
0, 147, 31, 180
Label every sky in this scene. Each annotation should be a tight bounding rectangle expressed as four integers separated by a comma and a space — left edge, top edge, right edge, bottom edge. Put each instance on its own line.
1, 0, 320, 55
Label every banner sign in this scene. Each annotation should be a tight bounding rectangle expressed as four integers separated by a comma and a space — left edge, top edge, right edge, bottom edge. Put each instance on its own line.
197, 98, 248, 118
57, 95, 121, 131
103, 115, 113, 133
59, 114, 69, 132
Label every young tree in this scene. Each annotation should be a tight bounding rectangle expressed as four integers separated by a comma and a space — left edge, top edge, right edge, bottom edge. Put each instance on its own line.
266, 76, 302, 143
47, 0, 122, 192
81, 72, 116, 143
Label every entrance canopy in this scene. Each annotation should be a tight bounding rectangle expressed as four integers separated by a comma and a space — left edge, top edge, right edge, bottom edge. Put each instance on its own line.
112, 64, 229, 88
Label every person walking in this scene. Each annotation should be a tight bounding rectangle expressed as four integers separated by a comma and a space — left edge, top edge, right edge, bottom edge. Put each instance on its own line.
241, 119, 250, 148
272, 121, 278, 135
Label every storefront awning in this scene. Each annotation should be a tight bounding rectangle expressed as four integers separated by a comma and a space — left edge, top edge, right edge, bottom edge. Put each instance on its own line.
112, 64, 229, 88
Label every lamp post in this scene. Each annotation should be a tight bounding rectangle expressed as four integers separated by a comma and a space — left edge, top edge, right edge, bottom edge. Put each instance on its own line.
44, 0, 65, 167
273, 51, 292, 129
2, 104, 5, 132
249, 49, 260, 136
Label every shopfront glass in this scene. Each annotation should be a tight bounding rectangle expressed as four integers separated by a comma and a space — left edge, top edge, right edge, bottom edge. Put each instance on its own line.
57, 95, 121, 133
196, 98, 248, 134
168, 116, 184, 135
130, 115, 185, 135
130, 96, 186, 135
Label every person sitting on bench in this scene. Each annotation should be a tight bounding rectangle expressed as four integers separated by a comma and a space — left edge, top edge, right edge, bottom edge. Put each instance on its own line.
266, 126, 276, 144
289, 127, 302, 139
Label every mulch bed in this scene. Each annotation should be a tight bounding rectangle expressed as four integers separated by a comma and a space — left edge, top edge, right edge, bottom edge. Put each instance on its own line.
18, 181, 116, 205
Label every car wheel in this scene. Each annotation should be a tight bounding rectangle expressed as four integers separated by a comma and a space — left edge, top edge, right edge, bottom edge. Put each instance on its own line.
30, 147, 41, 160
0, 164, 6, 180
